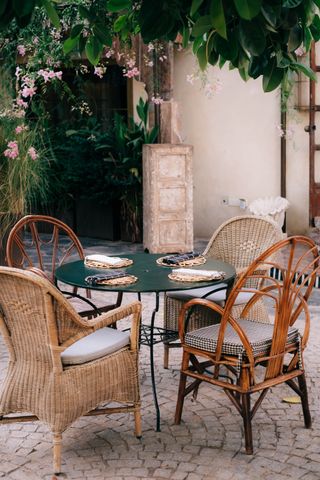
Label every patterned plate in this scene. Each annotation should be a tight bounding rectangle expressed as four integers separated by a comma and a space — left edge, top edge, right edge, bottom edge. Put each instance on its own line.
84, 258, 133, 269
89, 275, 138, 286
168, 271, 225, 283
156, 255, 206, 267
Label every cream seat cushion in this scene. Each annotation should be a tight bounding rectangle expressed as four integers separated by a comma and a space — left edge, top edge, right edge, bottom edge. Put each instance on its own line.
61, 327, 130, 366
167, 283, 253, 305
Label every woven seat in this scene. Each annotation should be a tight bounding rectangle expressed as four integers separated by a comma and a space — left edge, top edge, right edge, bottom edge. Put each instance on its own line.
6, 214, 123, 318
0, 267, 142, 474
163, 215, 283, 368
175, 236, 319, 454
185, 318, 299, 361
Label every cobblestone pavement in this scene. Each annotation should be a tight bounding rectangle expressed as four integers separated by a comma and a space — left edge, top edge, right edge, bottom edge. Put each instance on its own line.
1, 238, 320, 480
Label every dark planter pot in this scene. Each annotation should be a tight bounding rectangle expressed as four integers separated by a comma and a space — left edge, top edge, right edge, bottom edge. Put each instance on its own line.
75, 199, 121, 240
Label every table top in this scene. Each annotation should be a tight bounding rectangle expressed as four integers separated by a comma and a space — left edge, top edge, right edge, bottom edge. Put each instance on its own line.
55, 253, 236, 294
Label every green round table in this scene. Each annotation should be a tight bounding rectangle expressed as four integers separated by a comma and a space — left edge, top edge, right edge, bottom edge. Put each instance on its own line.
55, 253, 236, 431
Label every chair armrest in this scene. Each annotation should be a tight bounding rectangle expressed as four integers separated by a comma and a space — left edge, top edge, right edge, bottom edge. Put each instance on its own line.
59, 301, 142, 352
87, 300, 142, 350
178, 297, 225, 343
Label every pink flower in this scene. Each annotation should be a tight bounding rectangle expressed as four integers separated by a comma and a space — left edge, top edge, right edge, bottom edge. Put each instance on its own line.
17, 44, 26, 56
33, 36, 39, 45
55, 71, 63, 80
28, 147, 38, 160
16, 98, 28, 109
151, 95, 164, 105
4, 141, 19, 159
94, 66, 106, 78
15, 66, 22, 78
38, 69, 50, 82
104, 48, 114, 58
123, 67, 140, 78
126, 58, 136, 69
15, 125, 27, 134
21, 86, 37, 98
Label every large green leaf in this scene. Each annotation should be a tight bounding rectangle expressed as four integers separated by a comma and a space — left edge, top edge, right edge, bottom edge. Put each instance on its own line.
233, 0, 262, 20
190, 0, 205, 17
93, 24, 112, 45
138, 0, 176, 42
304, 25, 313, 50
113, 15, 127, 32
191, 15, 212, 37
283, 0, 303, 7
288, 25, 303, 51
192, 36, 203, 54
248, 55, 267, 78
239, 20, 266, 55
310, 14, 320, 41
85, 35, 103, 65
41, 0, 60, 28
263, 58, 284, 92
291, 62, 317, 80
12, 0, 35, 17
197, 43, 207, 70
210, 0, 227, 39
70, 24, 83, 39
63, 35, 79, 54
261, 5, 278, 27
214, 31, 239, 62
107, 0, 131, 12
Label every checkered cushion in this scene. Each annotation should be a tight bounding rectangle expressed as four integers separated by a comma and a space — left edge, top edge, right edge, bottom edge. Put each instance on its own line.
185, 319, 300, 359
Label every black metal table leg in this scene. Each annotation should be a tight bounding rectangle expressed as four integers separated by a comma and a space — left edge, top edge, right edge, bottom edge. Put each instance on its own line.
150, 292, 161, 431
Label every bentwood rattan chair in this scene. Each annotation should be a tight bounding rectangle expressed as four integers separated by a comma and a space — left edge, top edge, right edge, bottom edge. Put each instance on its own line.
175, 236, 319, 454
0, 267, 142, 473
6, 214, 123, 317
163, 215, 283, 368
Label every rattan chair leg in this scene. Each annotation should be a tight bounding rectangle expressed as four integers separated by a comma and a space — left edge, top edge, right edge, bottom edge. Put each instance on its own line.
163, 344, 169, 369
53, 433, 62, 474
298, 374, 312, 428
134, 408, 142, 438
174, 351, 190, 424
242, 394, 253, 455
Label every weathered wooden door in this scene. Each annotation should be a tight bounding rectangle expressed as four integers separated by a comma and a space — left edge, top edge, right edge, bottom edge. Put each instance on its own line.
309, 42, 320, 225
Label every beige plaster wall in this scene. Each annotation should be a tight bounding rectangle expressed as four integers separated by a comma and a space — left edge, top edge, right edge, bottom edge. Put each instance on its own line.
173, 50, 282, 238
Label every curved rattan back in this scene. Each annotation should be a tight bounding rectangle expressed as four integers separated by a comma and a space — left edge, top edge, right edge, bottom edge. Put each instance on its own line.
203, 215, 283, 270
0, 266, 88, 369
180, 236, 319, 384
6, 215, 84, 283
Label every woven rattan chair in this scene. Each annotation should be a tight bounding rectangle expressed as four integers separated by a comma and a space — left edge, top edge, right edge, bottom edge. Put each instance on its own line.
175, 236, 319, 454
6, 214, 123, 317
163, 215, 283, 368
0, 267, 142, 473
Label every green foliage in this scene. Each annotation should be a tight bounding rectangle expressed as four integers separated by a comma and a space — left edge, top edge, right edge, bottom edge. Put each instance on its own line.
51, 99, 158, 242
2, 0, 320, 91
0, 70, 51, 242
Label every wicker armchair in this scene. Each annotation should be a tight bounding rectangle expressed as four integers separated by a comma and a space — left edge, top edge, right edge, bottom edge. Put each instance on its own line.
175, 236, 319, 453
163, 215, 283, 368
6, 214, 123, 317
0, 267, 141, 473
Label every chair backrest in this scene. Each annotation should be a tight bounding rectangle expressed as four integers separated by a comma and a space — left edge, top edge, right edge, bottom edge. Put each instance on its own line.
0, 267, 88, 370
218, 236, 319, 381
6, 215, 84, 283
203, 215, 283, 271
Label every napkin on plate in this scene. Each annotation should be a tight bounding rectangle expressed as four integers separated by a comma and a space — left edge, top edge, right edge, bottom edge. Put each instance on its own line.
85, 271, 128, 285
85, 254, 123, 266
162, 251, 201, 265
172, 268, 224, 279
